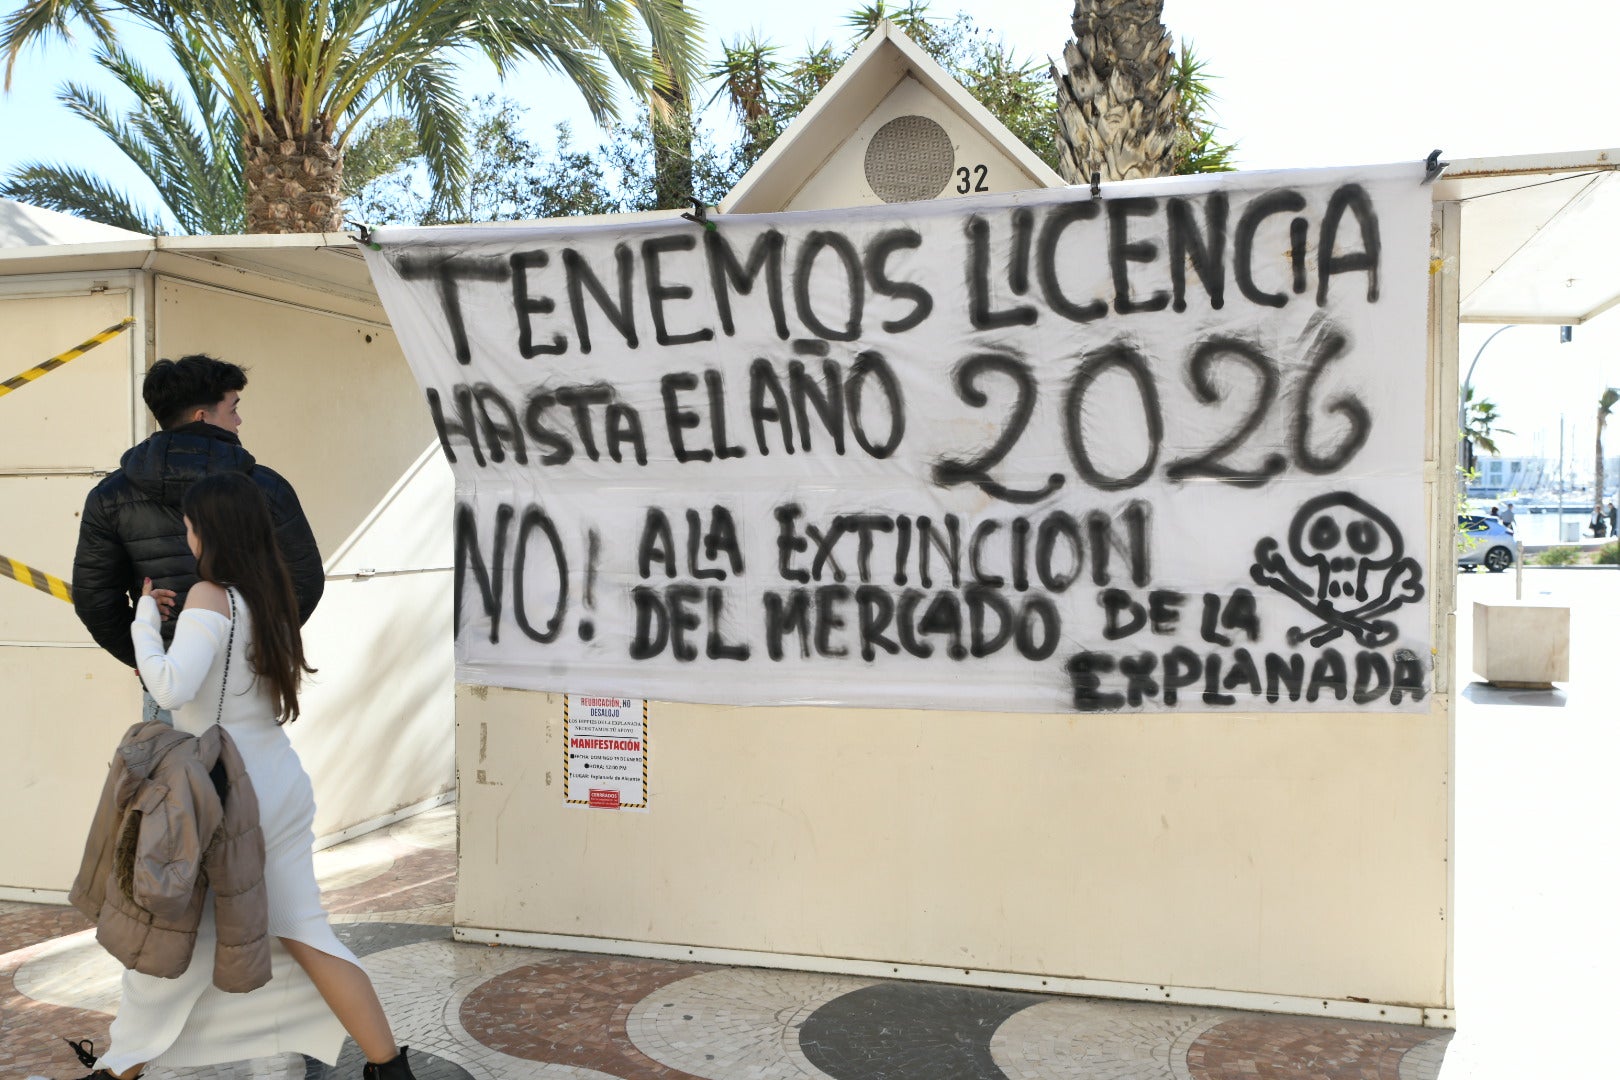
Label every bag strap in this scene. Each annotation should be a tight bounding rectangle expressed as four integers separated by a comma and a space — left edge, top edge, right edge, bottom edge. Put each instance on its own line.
214, 586, 236, 725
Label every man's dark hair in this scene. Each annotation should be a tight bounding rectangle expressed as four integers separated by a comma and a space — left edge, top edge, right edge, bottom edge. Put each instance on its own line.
142, 354, 248, 429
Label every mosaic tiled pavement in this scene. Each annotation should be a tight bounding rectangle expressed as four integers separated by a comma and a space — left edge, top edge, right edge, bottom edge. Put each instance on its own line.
2, 806, 1451, 1079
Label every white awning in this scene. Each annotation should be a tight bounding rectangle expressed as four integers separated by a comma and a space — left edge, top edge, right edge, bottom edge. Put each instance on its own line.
1432, 149, 1619, 324
0, 198, 148, 247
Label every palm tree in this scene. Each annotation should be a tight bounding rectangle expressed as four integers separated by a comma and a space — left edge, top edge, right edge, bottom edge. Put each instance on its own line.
777, 41, 842, 118
707, 34, 787, 165
649, 0, 693, 211
1051, 0, 1179, 183
1460, 386, 1512, 475
710, 5, 1064, 175
845, 1, 936, 46
1169, 39, 1236, 174
1594, 387, 1619, 516
4, 37, 425, 234
3, 0, 702, 233
2, 36, 241, 234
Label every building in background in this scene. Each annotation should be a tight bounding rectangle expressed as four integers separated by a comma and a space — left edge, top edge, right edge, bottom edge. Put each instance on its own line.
1468, 454, 1547, 497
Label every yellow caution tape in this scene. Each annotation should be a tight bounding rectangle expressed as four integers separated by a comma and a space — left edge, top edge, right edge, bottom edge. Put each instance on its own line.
0, 316, 135, 399
1, 554, 73, 603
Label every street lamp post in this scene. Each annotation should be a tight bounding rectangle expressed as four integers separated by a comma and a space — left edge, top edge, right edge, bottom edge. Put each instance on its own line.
1458, 325, 1522, 483
1459, 325, 1523, 433
1458, 324, 1573, 493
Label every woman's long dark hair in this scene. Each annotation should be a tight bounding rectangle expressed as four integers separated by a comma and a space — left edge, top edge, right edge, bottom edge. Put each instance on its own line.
183, 473, 315, 723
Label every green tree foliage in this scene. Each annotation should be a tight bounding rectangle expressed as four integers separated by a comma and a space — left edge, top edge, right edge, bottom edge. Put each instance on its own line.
649, 0, 696, 215
352, 98, 613, 224
2, 0, 703, 232
739, 3, 1063, 172
1, 36, 241, 234
1535, 546, 1581, 567
705, 33, 790, 164
358, 3, 1237, 224
361, 4, 1075, 223
596, 110, 753, 212
352, 96, 745, 224
344, 117, 424, 199
1460, 386, 1512, 474
1170, 39, 1237, 174
1, 37, 416, 235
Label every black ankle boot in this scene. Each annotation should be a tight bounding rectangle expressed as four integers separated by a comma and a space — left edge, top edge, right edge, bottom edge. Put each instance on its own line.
362, 1047, 416, 1080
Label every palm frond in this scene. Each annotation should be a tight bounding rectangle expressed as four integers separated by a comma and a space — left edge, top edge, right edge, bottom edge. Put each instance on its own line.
314, 0, 435, 125
0, 162, 166, 234
705, 35, 787, 119
170, 34, 247, 224
629, 0, 706, 99
1171, 37, 1238, 175
159, 2, 276, 138
463, 0, 642, 120
94, 46, 214, 217
103, 39, 245, 232
56, 81, 166, 184
844, 2, 934, 45
2, 0, 116, 90
1462, 389, 1514, 460
389, 55, 469, 218
531, 41, 620, 123
41, 34, 244, 234
6, 0, 704, 232
172, 27, 231, 150
343, 113, 418, 192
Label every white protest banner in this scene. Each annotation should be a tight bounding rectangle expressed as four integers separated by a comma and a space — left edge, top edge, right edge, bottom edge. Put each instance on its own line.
363, 163, 1434, 713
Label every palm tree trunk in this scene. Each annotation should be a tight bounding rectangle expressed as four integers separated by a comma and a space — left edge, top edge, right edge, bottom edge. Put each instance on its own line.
1595, 413, 1606, 517
1596, 391, 1619, 518
651, 98, 693, 212
1051, 0, 1180, 184
243, 132, 345, 234
650, 0, 693, 212
718, 40, 777, 167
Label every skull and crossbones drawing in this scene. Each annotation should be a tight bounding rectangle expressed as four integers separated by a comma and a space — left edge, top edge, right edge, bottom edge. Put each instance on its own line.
1250, 492, 1425, 648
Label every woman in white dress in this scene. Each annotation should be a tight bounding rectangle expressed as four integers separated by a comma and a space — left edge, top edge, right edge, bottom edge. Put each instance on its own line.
75, 472, 417, 1080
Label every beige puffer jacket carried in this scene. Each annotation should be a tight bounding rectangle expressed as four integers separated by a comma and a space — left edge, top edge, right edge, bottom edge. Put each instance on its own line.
70, 719, 271, 993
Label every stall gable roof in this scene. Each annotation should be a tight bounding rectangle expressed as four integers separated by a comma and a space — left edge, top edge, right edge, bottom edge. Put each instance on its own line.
0, 199, 148, 247
719, 20, 1064, 214
1433, 148, 1619, 324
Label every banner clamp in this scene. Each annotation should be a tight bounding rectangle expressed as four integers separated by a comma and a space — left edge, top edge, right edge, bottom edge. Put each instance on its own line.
347, 219, 382, 250
1422, 149, 1449, 185
680, 197, 718, 232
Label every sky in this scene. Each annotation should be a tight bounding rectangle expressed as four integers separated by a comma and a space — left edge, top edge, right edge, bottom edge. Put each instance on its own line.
0, 0, 1615, 466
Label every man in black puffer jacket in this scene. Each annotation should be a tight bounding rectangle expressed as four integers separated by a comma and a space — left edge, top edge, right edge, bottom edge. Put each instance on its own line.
72, 356, 323, 713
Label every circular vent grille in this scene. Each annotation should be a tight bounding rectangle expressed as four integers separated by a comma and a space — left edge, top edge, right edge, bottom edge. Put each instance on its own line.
863, 115, 955, 204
